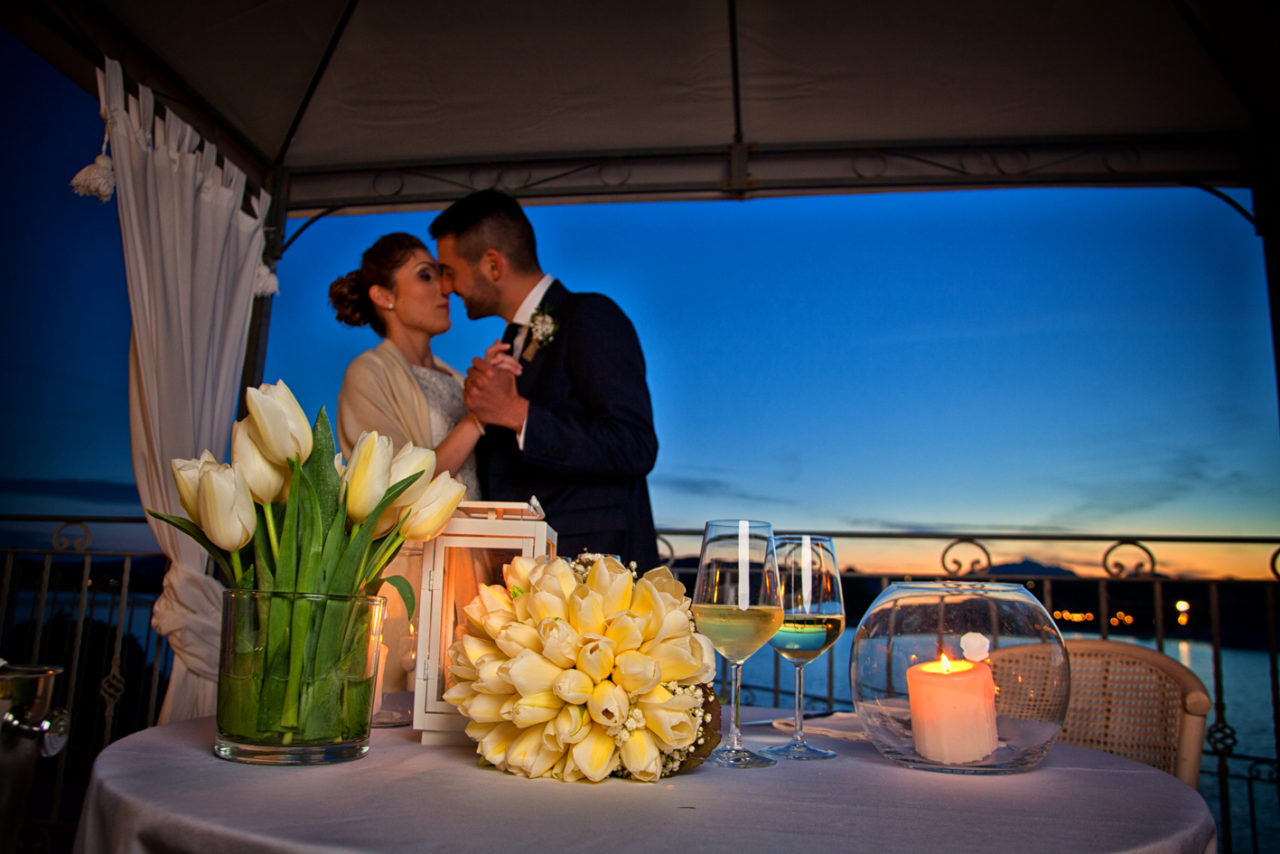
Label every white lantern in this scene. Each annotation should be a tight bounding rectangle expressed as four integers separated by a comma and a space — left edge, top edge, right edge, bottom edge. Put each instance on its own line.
413, 500, 556, 742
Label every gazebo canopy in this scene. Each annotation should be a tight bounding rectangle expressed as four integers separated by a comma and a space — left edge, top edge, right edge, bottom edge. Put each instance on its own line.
5, 0, 1278, 214
5, 0, 1278, 408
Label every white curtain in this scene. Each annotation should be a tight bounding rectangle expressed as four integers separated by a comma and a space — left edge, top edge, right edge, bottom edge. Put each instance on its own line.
98, 58, 278, 724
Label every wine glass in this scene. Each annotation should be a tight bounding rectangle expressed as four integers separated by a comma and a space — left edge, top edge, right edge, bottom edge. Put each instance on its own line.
762, 535, 845, 760
691, 519, 784, 768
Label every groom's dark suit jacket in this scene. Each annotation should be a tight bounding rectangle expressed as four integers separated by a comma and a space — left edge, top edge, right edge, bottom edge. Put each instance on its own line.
477, 280, 660, 569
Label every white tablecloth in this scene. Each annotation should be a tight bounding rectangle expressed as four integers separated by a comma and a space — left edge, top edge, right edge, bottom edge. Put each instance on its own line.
74, 713, 1216, 854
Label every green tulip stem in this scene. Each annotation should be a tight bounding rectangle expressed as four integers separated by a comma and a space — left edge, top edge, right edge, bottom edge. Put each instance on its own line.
229, 550, 244, 587
263, 501, 280, 562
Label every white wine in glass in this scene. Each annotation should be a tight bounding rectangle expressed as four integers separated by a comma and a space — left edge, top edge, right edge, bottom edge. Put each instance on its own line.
692, 519, 783, 769
763, 534, 845, 760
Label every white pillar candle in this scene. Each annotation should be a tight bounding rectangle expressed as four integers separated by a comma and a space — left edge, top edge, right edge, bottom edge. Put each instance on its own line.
906, 654, 998, 764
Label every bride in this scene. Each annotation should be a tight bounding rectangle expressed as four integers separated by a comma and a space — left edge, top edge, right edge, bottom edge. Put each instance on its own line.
328, 232, 517, 714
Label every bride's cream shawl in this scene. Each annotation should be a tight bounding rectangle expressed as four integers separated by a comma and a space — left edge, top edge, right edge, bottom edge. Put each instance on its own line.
336, 338, 461, 459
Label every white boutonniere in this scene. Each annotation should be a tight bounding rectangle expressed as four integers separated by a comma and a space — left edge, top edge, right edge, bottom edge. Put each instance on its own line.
523, 308, 558, 360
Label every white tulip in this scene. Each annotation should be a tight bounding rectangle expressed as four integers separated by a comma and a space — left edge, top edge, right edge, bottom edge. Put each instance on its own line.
230, 419, 288, 504
648, 634, 706, 683
477, 722, 519, 766
459, 691, 511, 724
506, 691, 565, 728
690, 633, 717, 684
568, 587, 606, 635
196, 463, 255, 552
244, 380, 312, 465
447, 640, 479, 681
619, 728, 663, 782
586, 680, 629, 728
458, 634, 500, 668
388, 442, 436, 507
631, 577, 676, 641
342, 431, 393, 524
538, 619, 581, 668
170, 450, 217, 524
442, 681, 476, 707
494, 621, 543, 659
463, 584, 514, 635
472, 656, 513, 695
550, 703, 593, 747
503, 555, 538, 596
398, 472, 466, 540
576, 635, 616, 684
464, 719, 497, 743
641, 566, 687, 605
534, 557, 578, 600
501, 649, 564, 697
571, 724, 620, 782
505, 724, 563, 779
552, 669, 595, 706
604, 611, 645, 653
638, 685, 700, 750
612, 649, 661, 695
586, 556, 634, 614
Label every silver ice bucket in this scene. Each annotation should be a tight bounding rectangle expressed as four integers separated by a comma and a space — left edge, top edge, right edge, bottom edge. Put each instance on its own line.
1, 664, 69, 854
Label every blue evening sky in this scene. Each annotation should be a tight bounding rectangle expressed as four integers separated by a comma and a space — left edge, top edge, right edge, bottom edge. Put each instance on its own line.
3, 30, 1277, 575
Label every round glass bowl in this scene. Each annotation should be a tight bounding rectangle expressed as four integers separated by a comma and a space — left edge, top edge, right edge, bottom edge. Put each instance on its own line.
851, 581, 1068, 774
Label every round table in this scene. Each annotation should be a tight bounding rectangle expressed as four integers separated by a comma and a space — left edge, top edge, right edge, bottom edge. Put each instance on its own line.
74, 713, 1216, 854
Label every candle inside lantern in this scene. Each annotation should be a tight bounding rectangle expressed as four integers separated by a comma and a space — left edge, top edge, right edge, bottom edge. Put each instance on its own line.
906, 654, 998, 764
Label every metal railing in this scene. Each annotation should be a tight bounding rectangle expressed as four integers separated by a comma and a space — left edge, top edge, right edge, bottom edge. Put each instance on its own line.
1, 516, 171, 853
2, 517, 1278, 852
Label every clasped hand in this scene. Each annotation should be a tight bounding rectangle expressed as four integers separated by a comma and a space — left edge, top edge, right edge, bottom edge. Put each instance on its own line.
464, 341, 527, 432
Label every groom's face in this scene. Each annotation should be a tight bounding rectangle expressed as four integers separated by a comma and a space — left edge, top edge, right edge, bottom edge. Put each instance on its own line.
437, 234, 502, 320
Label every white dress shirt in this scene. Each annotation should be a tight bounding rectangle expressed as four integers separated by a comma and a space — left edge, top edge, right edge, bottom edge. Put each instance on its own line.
508, 274, 553, 447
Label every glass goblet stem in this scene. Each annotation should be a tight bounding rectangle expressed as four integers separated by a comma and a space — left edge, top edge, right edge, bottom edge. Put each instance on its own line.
726, 661, 745, 751
790, 663, 807, 745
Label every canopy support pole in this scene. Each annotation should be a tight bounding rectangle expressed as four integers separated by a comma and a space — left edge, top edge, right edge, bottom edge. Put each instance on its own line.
237, 167, 288, 418
1256, 174, 1280, 435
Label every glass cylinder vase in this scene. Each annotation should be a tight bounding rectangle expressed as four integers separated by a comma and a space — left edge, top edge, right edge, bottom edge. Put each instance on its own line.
215, 590, 386, 764
851, 581, 1068, 774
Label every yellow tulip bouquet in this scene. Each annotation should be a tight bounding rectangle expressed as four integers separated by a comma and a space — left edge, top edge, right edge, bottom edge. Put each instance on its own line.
149, 380, 466, 746
444, 553, 722, 781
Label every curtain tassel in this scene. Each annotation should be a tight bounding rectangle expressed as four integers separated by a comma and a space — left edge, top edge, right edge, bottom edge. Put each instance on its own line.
71, 127, 115, 202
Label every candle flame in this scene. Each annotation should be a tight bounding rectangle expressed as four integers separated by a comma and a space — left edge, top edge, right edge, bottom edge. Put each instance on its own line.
939, 653, 953, 673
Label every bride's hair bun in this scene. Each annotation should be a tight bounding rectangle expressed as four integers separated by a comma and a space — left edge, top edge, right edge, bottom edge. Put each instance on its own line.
329, 270, 369, 326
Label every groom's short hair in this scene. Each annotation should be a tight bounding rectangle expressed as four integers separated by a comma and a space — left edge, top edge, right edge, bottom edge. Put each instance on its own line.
430, 190, 541, 274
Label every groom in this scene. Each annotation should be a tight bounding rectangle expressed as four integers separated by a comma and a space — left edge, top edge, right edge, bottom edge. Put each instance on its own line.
430, 190, 660, 569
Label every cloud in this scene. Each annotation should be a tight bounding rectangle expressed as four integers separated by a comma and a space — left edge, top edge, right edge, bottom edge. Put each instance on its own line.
1042, 448, 1262, 528
841, 516, 1074, 534
0, 477, 140, 506
650, 474, 799, 506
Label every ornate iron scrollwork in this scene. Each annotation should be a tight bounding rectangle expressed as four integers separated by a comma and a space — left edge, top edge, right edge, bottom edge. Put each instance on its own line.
1100, 539, 1156, 577
939, 537, 991, 575
52, 521, 91, 552
1206, 719, 1238, 755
